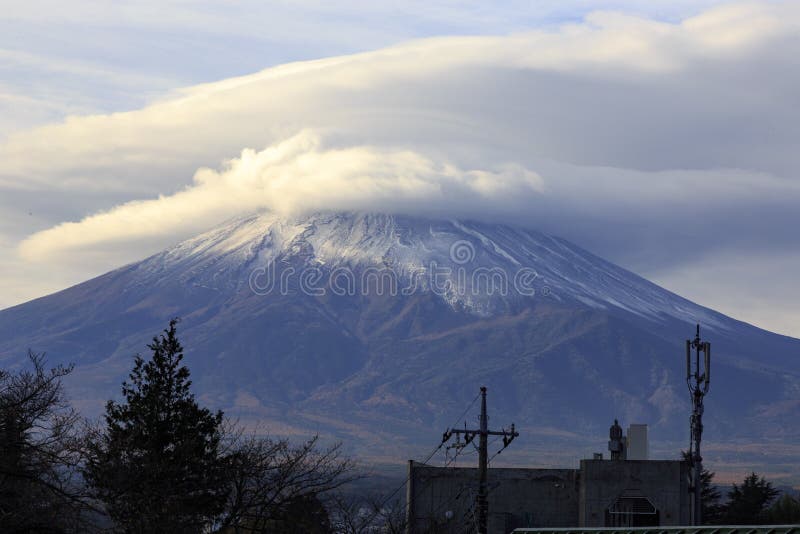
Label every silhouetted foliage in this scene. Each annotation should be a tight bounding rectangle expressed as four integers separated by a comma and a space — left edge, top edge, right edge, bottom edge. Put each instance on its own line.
681, 450, 723, 524
83, 318, 356, 533
722, 472, 780, 524
84, 319, 229, 533
0, 352, 93, 532
767, 493, 800, 524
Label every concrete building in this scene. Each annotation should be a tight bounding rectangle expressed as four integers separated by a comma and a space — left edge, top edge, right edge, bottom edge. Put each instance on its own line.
580, 459, 689, 527
626, 424, 649, 461
406, 424, 690, 533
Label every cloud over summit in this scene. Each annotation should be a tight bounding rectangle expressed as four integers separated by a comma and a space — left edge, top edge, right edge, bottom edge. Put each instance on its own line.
2, 1, 800, 334
18, 131, 543, 260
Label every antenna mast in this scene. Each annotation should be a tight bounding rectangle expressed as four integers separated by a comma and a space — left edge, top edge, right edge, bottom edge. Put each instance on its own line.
686, 324, 711, 526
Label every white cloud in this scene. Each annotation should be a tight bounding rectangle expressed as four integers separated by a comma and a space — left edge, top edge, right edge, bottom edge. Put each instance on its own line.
0, 1, 730, 136
4, 2, 798, 193
18, 130, 542, 260
2, 2, 800, 336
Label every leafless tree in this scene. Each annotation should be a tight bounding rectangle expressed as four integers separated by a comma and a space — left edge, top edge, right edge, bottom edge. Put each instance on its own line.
328, 492, 407, 534
217, 433, 359, 532
0, 351, 96, 532
327, 492, 367, 534
369, 496, 407, 534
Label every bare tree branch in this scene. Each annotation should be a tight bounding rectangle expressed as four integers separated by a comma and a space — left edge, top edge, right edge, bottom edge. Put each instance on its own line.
217, 432, 359, 531
0, 351, 99, 532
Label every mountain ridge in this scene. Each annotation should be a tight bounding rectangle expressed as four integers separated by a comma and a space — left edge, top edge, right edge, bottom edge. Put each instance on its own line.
1, 211, 798, 480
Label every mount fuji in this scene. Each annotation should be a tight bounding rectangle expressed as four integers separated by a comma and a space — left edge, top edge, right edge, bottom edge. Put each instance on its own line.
1, 212, 798, 477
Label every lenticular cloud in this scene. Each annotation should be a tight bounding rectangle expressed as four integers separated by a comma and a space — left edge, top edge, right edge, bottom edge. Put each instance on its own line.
18, 130, 543, 260
7, 1, 800, 276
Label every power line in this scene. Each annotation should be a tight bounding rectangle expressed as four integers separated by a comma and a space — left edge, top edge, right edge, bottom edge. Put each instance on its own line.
415, 445, 474, 524
488, 436, 512, 465
363, 391, 481, 527
441, 387, 518, 534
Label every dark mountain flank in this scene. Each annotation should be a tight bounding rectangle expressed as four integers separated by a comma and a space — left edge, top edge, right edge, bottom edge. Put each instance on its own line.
1, 212, 798, 477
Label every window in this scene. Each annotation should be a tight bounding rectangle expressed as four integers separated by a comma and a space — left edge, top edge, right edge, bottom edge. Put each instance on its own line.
605, 494, 659, 527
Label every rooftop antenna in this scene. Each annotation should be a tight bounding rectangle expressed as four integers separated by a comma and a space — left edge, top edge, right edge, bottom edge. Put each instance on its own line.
687, 323, 711, 526
608, 418, 624, 460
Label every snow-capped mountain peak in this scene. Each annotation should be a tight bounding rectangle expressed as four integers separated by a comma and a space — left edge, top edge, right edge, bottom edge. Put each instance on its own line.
1, 210, 798, 474
131, 211, 728, 328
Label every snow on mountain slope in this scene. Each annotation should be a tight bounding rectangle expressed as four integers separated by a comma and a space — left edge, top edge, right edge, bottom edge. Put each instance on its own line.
1, 210, 798, 478
130, 211, 729, 328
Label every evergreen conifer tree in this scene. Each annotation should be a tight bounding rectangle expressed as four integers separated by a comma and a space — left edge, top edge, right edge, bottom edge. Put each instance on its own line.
723, 472, 780, 524
85, 319, 228, 533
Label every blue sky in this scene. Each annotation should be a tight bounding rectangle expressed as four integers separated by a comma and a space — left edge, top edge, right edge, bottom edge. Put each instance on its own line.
1, 0, 799, 337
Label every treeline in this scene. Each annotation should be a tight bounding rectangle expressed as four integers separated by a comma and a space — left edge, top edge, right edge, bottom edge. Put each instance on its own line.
0, 319, 402, 533
4, 319, 799, 532
687, 452, 800, 524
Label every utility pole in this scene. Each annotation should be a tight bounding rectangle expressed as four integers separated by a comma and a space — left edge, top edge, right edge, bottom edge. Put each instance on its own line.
686, 324, 711, 526
442, 386, 519, 534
